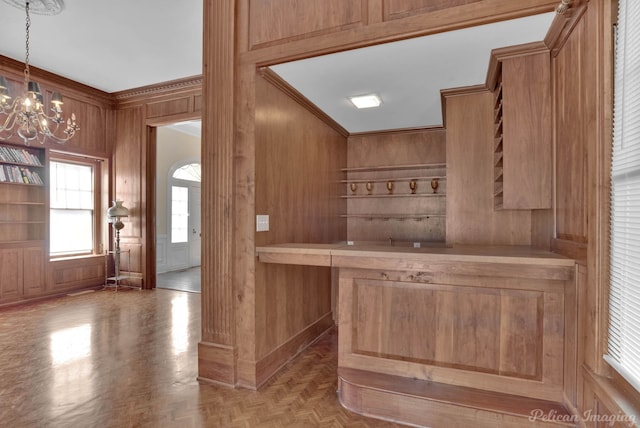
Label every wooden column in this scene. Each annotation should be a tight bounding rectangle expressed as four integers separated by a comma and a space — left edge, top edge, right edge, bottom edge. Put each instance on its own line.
198, 0, 238, 386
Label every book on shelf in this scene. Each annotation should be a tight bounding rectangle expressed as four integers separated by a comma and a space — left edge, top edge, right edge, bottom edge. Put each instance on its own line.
0, 145, 42, 166
0, 165, 43, 185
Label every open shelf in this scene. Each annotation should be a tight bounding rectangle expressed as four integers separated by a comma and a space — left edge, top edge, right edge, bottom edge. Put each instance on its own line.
341, 214, 445, 220
0, 142, 47, 245
341, 175, 446, 183
342, 194, 445, 199
341, 162, 446, 173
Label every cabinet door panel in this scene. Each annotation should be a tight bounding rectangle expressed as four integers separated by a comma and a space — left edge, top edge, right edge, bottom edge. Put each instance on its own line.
23, 246, 44, 295
0, 248, 23, 298
501, 52, 552, 209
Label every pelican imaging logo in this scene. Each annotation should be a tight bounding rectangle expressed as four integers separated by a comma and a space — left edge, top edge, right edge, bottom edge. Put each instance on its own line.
529, 409, 636, 426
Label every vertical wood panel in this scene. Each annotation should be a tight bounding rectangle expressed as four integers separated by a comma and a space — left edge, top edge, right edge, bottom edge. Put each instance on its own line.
354, 281, 437, 361
499, 290, 543, 379
555, 21, 588, 243
248, 0, 365, 48
435, 287, 501, 372
201, 0, 236, 354
383, 0, 482, 21
113, 107, 145, 287
502, 52, 552, 209
0, 248, 22, 298
22, 246, 44, 295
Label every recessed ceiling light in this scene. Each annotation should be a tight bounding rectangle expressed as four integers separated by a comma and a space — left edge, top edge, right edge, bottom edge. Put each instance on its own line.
349, 94, 382, 109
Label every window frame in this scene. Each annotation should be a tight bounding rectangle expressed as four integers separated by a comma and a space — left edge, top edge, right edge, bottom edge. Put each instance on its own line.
48, 152, 104, 259
604, 0, 640, 404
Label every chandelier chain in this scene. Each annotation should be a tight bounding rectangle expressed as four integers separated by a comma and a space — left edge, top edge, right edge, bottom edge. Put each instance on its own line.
24, 1, 31, 88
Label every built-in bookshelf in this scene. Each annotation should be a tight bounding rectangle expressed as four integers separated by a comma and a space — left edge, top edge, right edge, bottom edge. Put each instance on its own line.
0, 144, 45, 185
0, 141, 47, 300
0, 141, 46, 243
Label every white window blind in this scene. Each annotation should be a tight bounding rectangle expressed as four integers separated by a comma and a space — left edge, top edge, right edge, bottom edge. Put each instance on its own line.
50, 160, 94, 256
607, 0, 640, 391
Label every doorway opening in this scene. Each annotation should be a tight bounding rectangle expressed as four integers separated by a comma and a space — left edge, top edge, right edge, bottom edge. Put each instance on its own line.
154, 121, 202, 293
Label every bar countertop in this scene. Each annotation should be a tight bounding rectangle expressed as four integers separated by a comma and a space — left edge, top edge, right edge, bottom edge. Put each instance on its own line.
255, 242, 575, 267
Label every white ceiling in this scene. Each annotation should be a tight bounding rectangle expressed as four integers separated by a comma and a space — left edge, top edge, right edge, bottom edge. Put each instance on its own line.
167, 120, 201, 138
270, 12, 555, 133
0, 0, 203, 93
0, 1, 554, 133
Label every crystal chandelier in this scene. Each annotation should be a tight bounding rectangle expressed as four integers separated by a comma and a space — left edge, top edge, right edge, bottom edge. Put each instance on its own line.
0, 0, 79, 145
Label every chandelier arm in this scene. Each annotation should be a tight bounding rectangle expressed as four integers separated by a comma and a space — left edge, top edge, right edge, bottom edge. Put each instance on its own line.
0, 99, 18, 126
0, 107, 20, 132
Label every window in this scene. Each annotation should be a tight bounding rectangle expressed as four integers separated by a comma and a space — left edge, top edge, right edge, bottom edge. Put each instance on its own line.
607, 0, 640, 392
172, 163, 201, 182
169, 161, 201, 244
171, 185, 189, 243
50, 158, 97, 256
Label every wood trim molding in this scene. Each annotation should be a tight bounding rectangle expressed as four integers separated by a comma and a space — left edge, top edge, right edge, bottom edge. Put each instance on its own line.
0, 55, 113, 106
485, 41, 550, 91
259, 67, 349, 137
241, 2, 559, 67
348, 125, 445, 138
198, 0, 237, 386
113, 75, 203, 106
551, 238, 587, 265
238, 315, 334, 389
545, 1, 589, 57
440, 84, 488, 128
582, 365, 640, 424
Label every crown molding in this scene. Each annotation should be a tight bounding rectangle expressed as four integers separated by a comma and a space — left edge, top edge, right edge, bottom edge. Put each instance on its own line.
259, 67, 349, 138
113, 75, 203, 106
0, 55, 113, 106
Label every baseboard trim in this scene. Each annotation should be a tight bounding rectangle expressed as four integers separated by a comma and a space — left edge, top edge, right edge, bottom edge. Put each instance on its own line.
238, 312, 334, 389
198, 341, 237, 387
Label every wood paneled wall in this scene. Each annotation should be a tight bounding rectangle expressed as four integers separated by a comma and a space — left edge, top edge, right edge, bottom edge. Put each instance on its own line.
550, 0, 640, 423
201, 0, 563, 388
0, 55, 113, 299
346, 129, 446, 243
0, 56, 112, 157
554, 16, 589, 246
111, 78, 202, 289
242, 0, 558, 58
444, 88, 532, 246
246, 73, 346, 388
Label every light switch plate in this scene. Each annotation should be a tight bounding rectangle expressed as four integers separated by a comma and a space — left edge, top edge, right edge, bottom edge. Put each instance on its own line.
256, 215, 269, 232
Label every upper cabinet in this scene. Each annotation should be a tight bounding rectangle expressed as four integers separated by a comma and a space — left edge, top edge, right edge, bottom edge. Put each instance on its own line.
490, 44, 552, 210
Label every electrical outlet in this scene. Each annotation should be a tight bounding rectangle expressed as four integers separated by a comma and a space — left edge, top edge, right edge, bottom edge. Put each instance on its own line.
256, 215, 269, 232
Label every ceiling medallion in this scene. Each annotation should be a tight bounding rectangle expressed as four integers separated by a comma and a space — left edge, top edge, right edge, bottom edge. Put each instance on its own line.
1, 0, 64, 15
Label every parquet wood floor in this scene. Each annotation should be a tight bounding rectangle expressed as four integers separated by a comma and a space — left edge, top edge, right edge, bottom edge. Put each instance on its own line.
0, 288, 401, 428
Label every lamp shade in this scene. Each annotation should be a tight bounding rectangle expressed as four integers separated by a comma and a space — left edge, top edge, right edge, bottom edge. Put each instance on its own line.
107, 200, 129, 219
51, 91, 64, 106
27, 81, 41, 95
